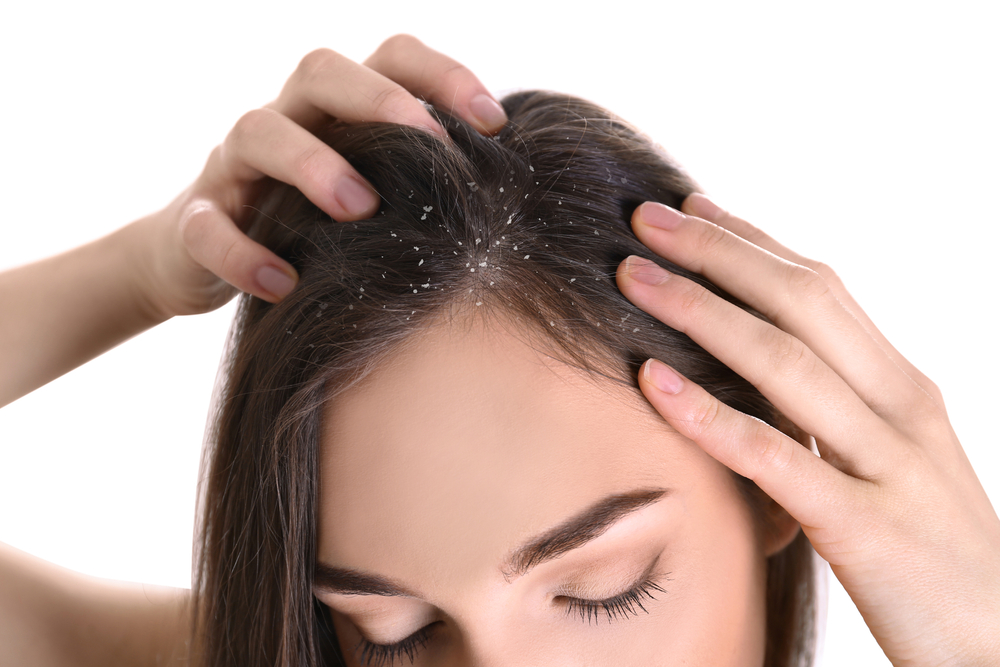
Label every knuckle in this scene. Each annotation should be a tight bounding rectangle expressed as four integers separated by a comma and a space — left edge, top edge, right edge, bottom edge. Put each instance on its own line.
686, 397, 723, 440
229, 108, 272, 146
291, 141, 332, 184
674, 281, 715, 320
921, 377, 946, 406
807, 259, 840, 285
899, 385, 946, 428
440, 60, 473, 82
369, 84, 417, 118
787, 264, 831, 301
745, 419, 790, 479
698, 221, 733, 259
296, 48, 341, 82
764, 331, 814, 378
378, 33, 423, 57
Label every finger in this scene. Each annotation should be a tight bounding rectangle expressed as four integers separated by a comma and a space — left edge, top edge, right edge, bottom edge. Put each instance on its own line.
178, 198, 299, 303
630, 201, 925, 421
636, 357, 864, 531
363, 34, 507, 135
266, 48, 447, 138
681, 193, 941, 404
617, 255, 900, 479
215, 108, 380, 222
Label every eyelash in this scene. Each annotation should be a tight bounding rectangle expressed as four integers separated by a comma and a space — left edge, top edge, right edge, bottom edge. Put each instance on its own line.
563, 574, 669, 625
351, 574, 669, 666
354, 623, 436, 667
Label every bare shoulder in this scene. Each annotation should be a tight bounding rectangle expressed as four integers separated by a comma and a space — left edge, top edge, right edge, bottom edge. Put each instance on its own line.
0, 541, 191, 667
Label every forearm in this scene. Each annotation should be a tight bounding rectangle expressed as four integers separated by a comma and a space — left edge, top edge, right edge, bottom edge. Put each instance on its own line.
0, 541, 190, 667
0, 217, 168, 408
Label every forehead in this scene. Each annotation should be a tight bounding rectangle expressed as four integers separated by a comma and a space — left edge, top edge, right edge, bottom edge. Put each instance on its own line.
317, 313, 711, 590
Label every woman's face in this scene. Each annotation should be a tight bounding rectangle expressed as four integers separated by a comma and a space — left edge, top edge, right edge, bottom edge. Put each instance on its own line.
316, 310, 791, 666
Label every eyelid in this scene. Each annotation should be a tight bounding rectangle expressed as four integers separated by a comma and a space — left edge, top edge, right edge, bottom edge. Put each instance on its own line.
562, 571, 670, 625
556, 551, 660, 600
354, 621, 439, 667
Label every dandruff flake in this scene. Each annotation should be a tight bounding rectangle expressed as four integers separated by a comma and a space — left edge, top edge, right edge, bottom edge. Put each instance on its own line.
418, 259, 424, 266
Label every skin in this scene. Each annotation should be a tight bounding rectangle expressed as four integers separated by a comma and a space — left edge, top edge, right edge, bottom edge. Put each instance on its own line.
315, 309, 799, 666
2, 32, 998, 667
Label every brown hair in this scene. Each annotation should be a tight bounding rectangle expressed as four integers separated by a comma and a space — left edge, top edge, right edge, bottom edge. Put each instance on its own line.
191, 90, 815, 667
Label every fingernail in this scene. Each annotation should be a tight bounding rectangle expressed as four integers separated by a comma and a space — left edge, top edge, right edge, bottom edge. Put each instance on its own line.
689, 193, 722, 218
469, 94, 508, 131
335, 176, 379, 216
625, 255, 671, 285
645, 359, 683, 394
640, 203, 683, 231
257, 265, 297, 299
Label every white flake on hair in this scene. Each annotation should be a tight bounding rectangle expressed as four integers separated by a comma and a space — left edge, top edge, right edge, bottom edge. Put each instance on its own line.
499, 187, 504, 193
529, 165, 534, 172
359, 287, 364, 292
349, 305, 353, 310
569, 278, 576, 283
423, 205, 433, 212
421, 214, 427, 220
422, 283, 430, 288
523, 254, 530, 259
476, 301, 483, 306
413, 289, 418, 293
513, 245, 518, 251
475, 238, 481, 245
391, 232, 397, 237
479, 262, 487, 267
419, 259, 424, 266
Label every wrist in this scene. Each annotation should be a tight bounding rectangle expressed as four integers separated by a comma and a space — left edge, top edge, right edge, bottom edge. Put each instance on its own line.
114, 212, 176, 327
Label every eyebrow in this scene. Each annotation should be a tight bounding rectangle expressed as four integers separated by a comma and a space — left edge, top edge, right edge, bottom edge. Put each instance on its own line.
313, 487, 669, 597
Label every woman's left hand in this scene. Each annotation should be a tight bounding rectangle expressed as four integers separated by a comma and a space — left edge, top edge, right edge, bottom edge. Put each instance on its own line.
616, 194, 1000, 666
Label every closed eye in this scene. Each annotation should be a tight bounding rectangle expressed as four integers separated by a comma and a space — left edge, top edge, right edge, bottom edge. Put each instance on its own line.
562, 572, 671, 625
353, 621, 440, 667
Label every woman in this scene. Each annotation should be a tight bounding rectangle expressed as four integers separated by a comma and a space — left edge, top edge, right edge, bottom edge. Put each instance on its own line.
1, 35, 997, 667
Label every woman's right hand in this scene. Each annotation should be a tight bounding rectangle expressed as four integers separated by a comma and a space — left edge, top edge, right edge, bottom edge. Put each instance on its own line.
132, 34, 507, 321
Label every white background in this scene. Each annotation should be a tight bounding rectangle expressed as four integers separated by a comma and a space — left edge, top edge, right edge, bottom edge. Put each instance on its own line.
1, 1, 997, 665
